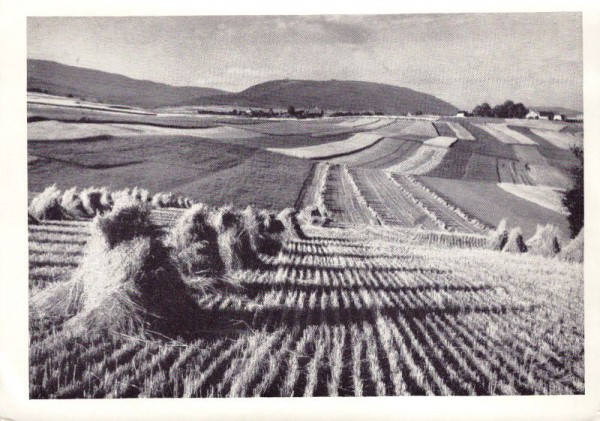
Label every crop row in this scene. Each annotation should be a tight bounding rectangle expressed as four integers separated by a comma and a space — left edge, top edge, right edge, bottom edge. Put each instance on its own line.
29, 218, 583, 397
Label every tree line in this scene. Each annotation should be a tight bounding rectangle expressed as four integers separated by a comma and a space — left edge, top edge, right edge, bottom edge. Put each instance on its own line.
472, 100, 529, 119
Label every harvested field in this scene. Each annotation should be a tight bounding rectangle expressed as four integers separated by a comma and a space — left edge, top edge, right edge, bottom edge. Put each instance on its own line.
28, 120, 266, 142
385, 146, 448, 175
329, 139, 421, 170
457, 121, 517, 159
295, 162, 329, 209
462, 154, 499, 182
528, 165, 572, 190
233, 120, 342, 136
497, 183, 567, 215
505, 118, 566, 132
511, 145, 547, 166
418, 176, 570, 238
423, 136, 458, 148
391, 175, 486, 233
349, 168, 438, 229
29, 217, 583, 397
472, 123, 538, 145
399, 120, 439, 138
312, 119, 394, 138
28, 103, 230, 128
322, 165, 379, 226
268, 133, 383, 159
425, 140, 473, 180
366, 120, 415, 137
28, 121, 148, 140
432, 122, 455, 137
505, 126, 579, 172
445, 122, 475, 141
497, 159, 533, 185
530, 129, 582, 150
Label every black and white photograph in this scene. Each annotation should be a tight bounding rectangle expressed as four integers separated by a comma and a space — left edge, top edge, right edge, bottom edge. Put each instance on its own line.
2, 3, 599, 419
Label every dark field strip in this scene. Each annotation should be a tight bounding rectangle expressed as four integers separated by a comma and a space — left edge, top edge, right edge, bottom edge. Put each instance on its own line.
425, 140, 473, 180
328, 138, 420, 169
417, 176, 570, 238
390, 175, 485, 234
432, 122, 456, 137
29, 136, 313, 211
29, 221, 583, 397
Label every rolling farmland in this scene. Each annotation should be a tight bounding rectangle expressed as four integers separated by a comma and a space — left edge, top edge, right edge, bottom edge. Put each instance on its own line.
27, 98, 584, 400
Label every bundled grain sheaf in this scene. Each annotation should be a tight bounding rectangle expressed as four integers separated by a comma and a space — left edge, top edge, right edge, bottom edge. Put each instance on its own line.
210, 206, 259, 272
560, 230, 583, 263
487, 219, 508, 250
31, 199, 199, 338
29, 185, 65, 220
277, 208, 302, 240
301, 204, 330, 227
130, 187, 150, 203
242, 206, 286, 256
60, 187, 88, 219
166, 203, 224, 280
527, 224, 561, 257
80, 187, 112, 216
502, 227, 528, 253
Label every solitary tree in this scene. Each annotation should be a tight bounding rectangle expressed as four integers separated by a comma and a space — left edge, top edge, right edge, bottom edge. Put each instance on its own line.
287, 106, 296, 116
562, 146, 584, 237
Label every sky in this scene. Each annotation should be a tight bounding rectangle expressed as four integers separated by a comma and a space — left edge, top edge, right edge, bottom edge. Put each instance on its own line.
27, 13, 583, 110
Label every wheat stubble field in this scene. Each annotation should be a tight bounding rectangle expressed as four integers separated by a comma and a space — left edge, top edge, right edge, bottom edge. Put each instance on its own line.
28, 97, 584, 398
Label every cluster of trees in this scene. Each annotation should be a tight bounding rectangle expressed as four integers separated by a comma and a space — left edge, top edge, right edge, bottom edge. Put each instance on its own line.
563, 146, 584, 237
472, 100, 529, 119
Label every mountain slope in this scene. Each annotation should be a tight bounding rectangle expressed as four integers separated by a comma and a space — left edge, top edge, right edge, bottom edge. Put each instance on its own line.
28, 59, 228, 109
189, 79, 459, 115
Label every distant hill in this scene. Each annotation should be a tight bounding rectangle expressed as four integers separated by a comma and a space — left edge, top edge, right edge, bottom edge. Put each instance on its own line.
529, 106, 583, 115
188, 79, 458, 115
28, 59, 228, 109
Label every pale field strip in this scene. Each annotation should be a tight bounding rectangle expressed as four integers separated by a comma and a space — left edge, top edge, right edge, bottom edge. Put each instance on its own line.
400, 120, 439, 138
28, 120, 261, 140
423, 136, 458, 148
504, 118, 566, 132
383, 145, 448, 175
497, 183, 568, 215
28, 121, 143, 140
267, 133, 383, 159
366, 120, 415, 137
29, 219, 583, 397
27, 92, 154, 115
528, 165, 572, 190
472, 123, 538, 145
530, 129, 582, 150
336, 116, 380, 127
445, 122, 476, 141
